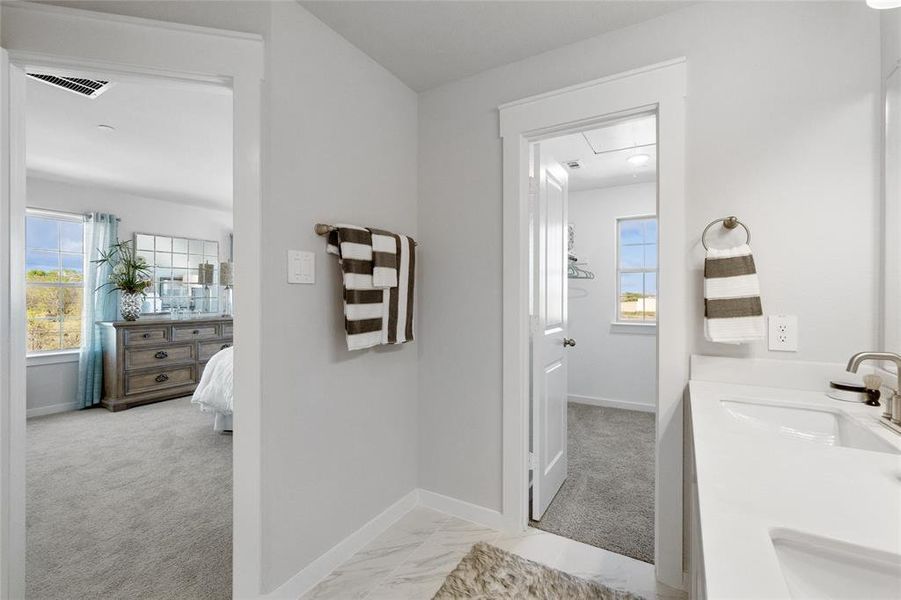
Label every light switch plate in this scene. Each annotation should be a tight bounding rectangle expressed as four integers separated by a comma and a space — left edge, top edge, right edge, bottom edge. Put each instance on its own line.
288, 250, 314, 284
768, 314, 798, 352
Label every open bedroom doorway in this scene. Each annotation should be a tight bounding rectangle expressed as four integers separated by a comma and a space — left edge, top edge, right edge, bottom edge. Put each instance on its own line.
22, 68, 236, 599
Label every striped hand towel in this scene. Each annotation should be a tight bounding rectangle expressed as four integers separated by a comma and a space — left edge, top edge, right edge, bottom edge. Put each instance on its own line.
704, 243, 764, 344
384, 234, 415, 345
369, 228, 399, 288
326, 225, 416, 350
326, 224, 388, 351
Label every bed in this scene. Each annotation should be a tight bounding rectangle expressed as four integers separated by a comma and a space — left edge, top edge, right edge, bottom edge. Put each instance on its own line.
191, 346, 234, 432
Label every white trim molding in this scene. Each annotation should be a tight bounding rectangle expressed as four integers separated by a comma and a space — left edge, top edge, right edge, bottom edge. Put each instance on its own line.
418, 488, 507, 531
499, 58, 687, 590
263, 487, 509, 600
26, 350, 79, 366
1, 4, 264, 597
26, 402, 79, 419
568, 394, 656, 414
263, 489, 421, 600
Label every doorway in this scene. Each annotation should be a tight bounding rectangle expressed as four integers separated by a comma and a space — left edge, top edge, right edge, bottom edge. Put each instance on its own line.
22, 69, 235, 599
498, 58, 687, 588
528, 114, 658, 564
1, 6, 264, 596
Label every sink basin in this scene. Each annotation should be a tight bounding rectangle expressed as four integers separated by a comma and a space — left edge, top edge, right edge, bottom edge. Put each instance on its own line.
772, 529, 901, 599
721, 399, 900, 454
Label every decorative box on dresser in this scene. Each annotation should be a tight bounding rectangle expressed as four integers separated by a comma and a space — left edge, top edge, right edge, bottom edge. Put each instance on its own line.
98, 316, 233, 411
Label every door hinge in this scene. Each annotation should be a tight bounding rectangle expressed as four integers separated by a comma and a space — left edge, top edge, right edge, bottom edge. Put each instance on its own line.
528, 452, 537, 470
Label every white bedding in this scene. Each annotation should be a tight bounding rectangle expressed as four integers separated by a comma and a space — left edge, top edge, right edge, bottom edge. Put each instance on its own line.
191, 346, 233, 432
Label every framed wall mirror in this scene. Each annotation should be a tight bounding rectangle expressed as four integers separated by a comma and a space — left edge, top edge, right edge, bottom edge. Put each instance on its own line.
134, 233, 220, 315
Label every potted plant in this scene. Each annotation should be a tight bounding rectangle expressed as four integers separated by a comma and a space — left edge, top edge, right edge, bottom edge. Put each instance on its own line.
95, 240, 153, 321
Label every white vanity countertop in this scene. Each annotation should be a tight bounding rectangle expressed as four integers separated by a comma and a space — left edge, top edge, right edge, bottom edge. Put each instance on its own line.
689, 357, 901, 599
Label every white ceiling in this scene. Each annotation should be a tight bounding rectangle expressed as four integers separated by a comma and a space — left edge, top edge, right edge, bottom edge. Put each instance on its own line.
26, 74, 233, 211
300, 1, 694, 92
540, 115, 657, 191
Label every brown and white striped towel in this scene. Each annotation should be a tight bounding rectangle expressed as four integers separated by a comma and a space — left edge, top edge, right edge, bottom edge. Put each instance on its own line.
370, 228, 399, 288
326, 225, 415, 350
385, 234, 415, 345
326, 224, 387, 351
704, 243, 764, 344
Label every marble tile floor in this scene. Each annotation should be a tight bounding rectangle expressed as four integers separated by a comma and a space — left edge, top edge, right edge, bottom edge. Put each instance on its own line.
301, 507, 686, 600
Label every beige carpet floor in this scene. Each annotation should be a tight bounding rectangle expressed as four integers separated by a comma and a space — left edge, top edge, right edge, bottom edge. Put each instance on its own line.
26, 397, 232, 600
531, 403, 655, 563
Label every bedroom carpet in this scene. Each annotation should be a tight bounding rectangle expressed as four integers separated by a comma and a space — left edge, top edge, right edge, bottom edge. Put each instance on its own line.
531, 403, 655, 564
27, 397, 231, 600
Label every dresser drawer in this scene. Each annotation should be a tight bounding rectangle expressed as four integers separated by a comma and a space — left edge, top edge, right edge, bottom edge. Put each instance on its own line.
172, 324, 219, 341
125, 365, 195, 396
198, 339, 232, 362
124, 326, 170, 346
125, 344, 195, 370
222, 323, 233, 337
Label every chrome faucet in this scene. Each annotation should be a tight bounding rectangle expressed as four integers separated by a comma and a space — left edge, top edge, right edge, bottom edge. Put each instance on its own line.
846, 352, 901, 424
847, 351, 901, 374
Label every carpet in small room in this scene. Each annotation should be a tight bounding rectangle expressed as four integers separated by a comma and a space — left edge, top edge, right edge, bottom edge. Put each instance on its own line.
26, 397, 231, 600
531, 403, 655, 564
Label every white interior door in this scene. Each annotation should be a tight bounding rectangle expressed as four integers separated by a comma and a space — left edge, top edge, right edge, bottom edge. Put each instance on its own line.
531, 143, 570, 521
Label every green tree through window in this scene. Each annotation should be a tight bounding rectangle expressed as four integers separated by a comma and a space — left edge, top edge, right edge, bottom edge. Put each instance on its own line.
26, 210, 85, 353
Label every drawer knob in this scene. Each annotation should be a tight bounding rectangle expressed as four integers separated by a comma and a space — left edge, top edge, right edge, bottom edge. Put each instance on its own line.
143, 333, 151, 339
221, 344, 231, 350
193, 329, 200, 334
155, 373, 169, 383
154, 351, 168, 359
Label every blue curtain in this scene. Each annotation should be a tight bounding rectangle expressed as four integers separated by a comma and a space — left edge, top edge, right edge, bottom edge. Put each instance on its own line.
76, 213, 118, 408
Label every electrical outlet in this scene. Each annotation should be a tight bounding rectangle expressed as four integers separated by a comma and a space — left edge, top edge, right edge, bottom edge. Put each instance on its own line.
768, 315, 798, 352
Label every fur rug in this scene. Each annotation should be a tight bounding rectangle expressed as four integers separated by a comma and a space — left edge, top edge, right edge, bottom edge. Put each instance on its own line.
432, 543, 644, 599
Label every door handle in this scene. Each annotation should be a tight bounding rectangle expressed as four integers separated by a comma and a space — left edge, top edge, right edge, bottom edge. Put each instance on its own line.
563, 338, 576, 347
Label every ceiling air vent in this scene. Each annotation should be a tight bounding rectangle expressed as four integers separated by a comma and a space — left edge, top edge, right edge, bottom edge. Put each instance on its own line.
565, 160, 582, 170
26, 73, 111, 99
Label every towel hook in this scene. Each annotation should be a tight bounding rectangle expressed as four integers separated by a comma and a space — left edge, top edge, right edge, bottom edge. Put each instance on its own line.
701, 216, 750, 251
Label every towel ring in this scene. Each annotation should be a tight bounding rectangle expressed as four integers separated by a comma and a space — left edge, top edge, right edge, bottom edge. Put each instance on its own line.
701, 216, 750, 251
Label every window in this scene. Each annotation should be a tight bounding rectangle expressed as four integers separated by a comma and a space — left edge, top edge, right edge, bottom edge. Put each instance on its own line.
26, 209, 85, 353
617, 216, 657, 323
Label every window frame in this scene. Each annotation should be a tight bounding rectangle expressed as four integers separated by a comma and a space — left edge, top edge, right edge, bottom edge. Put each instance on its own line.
615, 214, 658, 325
25, 208, 86, 356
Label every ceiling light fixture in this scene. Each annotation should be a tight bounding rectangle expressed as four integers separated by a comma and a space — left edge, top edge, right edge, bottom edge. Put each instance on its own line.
867, 0, 901, 8
627, 153, 650, 167
97, 124, 116, 133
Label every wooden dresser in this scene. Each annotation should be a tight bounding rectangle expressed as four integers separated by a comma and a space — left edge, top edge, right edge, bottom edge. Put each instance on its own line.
98, 316, 233, 411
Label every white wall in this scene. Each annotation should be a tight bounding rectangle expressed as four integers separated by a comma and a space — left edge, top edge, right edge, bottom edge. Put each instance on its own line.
568, 183, 656, 411
418, 1, 880, 511
7, 2, 420, 593
24, 176, 233, 416
259, 3, 419, 591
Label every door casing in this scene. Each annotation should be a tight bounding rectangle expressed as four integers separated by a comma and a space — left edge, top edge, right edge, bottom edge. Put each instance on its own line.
499, 58, 687, 589
0, 4, 263, 597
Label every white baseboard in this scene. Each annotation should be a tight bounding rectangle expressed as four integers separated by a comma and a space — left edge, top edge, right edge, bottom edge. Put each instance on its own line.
26, 401, 79, 418
264, 488, 508, 599
418, 488, 508, 531
568, 394, 655, 413
263, 488, 420, 600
